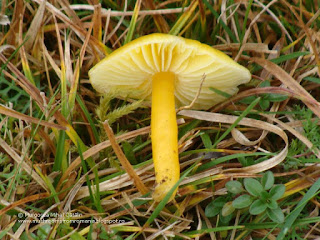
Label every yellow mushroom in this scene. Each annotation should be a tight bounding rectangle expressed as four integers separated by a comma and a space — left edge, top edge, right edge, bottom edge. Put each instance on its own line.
89, 33, 251, 202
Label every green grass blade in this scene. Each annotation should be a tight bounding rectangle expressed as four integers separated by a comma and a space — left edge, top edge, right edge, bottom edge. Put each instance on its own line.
169, 1, 198, 36
252, 52, 310, 73
76, 94, 100, 143
123, 0, 141, 44
203, 0, 237, 43
53, 130, 66, 172
276, 177, 320, 240
144, 161, 199, 227
78, 140, 104, 214
0, 222, 14, 239
35, 168, 60, 203
183, 225, 244, 238
210, 87, 232, 98
213, 97, 261, 148
200, 132, 213, 149
303, 76, 320, 84
240, 0, 253, 43
196, 152, 273, 172
230, 0, 241, 41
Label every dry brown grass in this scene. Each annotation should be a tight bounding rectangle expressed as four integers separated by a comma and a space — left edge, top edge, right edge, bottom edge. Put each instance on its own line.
1, 0, 320, 239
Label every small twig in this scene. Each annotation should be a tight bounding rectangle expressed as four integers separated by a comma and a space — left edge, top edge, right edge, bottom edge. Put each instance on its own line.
177, 73, 206, 113
103, 120, 149, 195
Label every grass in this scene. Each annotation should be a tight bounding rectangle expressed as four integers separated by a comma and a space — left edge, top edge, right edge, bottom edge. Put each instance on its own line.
1, 0, 320, 239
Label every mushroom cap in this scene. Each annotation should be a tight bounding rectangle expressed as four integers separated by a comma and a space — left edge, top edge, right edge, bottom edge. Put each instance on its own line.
89, 33, 251, 109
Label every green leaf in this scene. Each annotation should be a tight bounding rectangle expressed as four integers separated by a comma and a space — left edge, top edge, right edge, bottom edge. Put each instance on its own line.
240, 96, 257, 104
221, 202, 235, 217
124, 233, 137, 240
209, 87, 232, 98
205, 201, 221, 218
244, 178, 264, 197
264, 93, 288, 102
249, 199, 267, 215
304, 76, 320, 84
37, 224, 51, 239
259, 99, 270, 110
262, 171, 274, 190
259, 80, 271, 88
220, 213, 233, 224
237, 156, 255, 167
270, 185, 286, 200
205, 197, 226, 217
267, 207, 284, 223
122, 141, 137, 165
267, 199, 278, 210
232, 194, 253, 209
200, 132, 213, 149
260, 190, 270, 201
69, 231, 88, 240
226, 180, 243, 194
20, 232, 37, 240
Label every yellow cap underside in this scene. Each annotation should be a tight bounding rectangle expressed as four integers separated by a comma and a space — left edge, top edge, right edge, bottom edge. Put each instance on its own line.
89, 33, 251, 109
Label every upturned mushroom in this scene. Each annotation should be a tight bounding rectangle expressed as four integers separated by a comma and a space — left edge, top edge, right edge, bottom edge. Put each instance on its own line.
89, 33, 251, 201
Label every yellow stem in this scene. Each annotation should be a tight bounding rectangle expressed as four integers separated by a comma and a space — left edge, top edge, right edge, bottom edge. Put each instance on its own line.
151, 72, 180, 202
